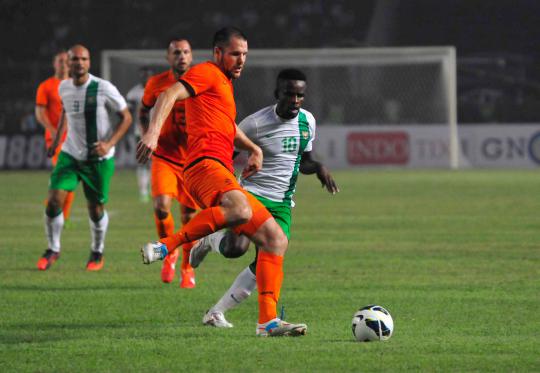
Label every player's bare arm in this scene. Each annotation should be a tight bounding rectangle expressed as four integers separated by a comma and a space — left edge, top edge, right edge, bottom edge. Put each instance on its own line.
136, 82, 190, 163
234, 126, 263, 178
47, 109, 66, 158
300, 151, 339, 194
35, 105, 57, 138
92, 107, 132, 157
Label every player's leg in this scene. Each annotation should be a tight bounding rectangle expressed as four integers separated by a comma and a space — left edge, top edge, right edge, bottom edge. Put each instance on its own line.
51, 148, 76, 222
38, 152, 78, 270
190, 229, 250, 267
80, 157, 115, 271
178, 204, 197, 288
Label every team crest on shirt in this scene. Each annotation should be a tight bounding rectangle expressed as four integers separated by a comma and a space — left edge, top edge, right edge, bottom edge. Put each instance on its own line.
87, 96, 96, 105
301, 130, 310, 140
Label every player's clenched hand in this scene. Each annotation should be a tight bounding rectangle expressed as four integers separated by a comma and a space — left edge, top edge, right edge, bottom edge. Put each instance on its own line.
136, 133, 158, 164
92, 141, 112, 157
46, 145, 57, 158
317, 165, 339, 194
242, 147, 263, 178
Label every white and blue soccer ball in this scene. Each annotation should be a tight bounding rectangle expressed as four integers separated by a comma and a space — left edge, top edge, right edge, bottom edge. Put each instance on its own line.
351, 305, 394, 342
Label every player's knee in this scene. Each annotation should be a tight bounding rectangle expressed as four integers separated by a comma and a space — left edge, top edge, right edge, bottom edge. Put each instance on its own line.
265, 226, 288, 255
221, 190, 252, 225
155, 208, 169, 220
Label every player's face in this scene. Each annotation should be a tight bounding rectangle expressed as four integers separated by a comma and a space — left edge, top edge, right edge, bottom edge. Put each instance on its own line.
275, 79, 307, 119
68, 47, 90, 79
215, 36, 248, 79
53, 52, 68, 77
167, 40, 192, 75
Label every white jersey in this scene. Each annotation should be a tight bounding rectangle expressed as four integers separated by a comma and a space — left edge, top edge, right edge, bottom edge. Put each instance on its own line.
239, 105, 316, 206
126, 83, 144, 137
59, 74, 127, 161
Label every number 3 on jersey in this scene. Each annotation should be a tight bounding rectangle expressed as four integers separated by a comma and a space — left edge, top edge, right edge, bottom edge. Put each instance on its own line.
282, 137, 298, 153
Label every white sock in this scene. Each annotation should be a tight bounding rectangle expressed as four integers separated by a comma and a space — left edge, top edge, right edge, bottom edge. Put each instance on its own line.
208, 230, 226, 253
89, 211, 109, 254
136, 166, 150, 197
45, 213, 64, 252
211, 266, 257, 314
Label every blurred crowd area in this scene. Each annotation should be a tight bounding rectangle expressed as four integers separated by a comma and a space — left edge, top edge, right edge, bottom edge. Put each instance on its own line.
1, 0, 540, 135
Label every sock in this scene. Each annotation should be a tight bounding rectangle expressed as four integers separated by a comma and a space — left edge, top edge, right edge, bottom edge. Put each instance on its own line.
63, 192, 75, 220
44, 212, 64, 253
160, 206, 226, 252
154, 212, 175, 238
137, 166, 150, 197
256, 251, 284, 324
181, 242, 194, 270
89, 211, 109, 254
209, 230, 226, 254
211, 266, 256, 314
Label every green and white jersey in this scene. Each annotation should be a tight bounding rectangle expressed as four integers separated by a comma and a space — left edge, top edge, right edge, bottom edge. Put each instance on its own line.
239, 105, 316, 206
59, 74, 127, 161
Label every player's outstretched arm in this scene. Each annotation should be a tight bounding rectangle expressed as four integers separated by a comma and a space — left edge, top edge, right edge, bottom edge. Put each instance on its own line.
92, 107, 132, 157
234, 126, 263, 178
136, 82, 190, 163
300, 151, 339, 194
47, 109, 66, 158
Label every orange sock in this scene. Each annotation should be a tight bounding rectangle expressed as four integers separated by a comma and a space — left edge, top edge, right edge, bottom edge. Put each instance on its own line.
256, 251, 284, 324
181, 242, 194, 270
63, 192, 75, 221
160, 206, 226, 252
154, 212, 175, 238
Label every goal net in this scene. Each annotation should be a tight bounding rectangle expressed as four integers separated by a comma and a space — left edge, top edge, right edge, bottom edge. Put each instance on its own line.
102, 47, 460, 168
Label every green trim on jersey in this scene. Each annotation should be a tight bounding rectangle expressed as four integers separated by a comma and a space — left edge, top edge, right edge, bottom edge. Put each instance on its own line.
283, 111, 310, 204
84, 80, 99, 161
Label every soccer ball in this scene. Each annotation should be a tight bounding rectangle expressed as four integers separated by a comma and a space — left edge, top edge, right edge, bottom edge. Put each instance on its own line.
351, 304, 394, 342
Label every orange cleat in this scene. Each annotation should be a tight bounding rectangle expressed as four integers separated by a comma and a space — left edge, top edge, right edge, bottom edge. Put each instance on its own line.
86, 252, 104, 271
37, 249, 60, 271
180, 268, 196, 289
161, 249, 179, 283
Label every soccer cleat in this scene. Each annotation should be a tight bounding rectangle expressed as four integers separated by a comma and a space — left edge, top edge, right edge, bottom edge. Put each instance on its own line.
86, 251, 104, 271
188, 237, 211, 268
37, 249, 60, 271
256, 318, 307, 337
161, 250, 179, 283
141, 241, 168, 264
203, 310, 233, 328
180, 268, 196, 288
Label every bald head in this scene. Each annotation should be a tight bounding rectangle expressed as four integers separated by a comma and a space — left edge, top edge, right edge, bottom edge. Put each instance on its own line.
67, 44, 91, 83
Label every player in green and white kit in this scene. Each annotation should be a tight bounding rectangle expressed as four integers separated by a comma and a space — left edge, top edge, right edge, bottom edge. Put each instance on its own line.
189, 69, 338, 327
37, 45, 132, 271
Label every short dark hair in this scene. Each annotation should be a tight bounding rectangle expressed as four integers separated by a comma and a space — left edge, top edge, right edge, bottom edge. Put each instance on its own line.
277, 68, 307, 83
213, 27, 247, 48
167, 38, 191, 50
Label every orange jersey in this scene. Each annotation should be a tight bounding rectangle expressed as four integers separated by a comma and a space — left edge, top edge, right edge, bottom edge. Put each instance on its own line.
35, 76, 65, 145
143, 70, 187, 165
179, 62, 237, 172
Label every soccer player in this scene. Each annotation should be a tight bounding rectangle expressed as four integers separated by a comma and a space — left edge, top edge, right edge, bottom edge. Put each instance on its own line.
139, 39, 198, 287
35, 51, 75, 221
36, 45, 132, 271
189, 68, 338, 328
126, 66, 153, 203
137, 27, 307, 337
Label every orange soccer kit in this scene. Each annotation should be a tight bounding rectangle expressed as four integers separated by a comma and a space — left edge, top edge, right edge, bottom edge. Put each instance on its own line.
36, 76, 74, 219
142, 70, 199, 273
158, 61, 281, 324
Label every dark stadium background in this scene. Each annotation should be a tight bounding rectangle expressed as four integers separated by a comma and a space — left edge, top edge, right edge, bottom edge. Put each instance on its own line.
1, 0, 540, 134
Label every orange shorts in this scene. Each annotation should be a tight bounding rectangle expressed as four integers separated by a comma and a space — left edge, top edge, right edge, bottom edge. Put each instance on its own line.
183, 158, 272, 236
151, 156, 198, 209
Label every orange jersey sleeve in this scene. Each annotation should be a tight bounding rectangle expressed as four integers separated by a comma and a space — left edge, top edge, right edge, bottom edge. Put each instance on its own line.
143, 70, 188, 165
179, 62, 237, 172
35, 77, 64, 144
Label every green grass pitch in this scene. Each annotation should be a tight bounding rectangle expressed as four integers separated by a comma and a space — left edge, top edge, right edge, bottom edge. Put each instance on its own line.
0, 169, 538, 372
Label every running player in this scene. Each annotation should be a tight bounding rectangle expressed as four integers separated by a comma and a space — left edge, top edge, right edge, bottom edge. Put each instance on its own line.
37, 44, 132, 271
137, 27, 307, 337
188, 69, 338, 327
126, 66, 153, 203
35, 51, 75, 221
140, 39, 198, 288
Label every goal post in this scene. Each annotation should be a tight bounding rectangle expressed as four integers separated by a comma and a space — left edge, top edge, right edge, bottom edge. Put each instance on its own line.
102, 47, 460, 168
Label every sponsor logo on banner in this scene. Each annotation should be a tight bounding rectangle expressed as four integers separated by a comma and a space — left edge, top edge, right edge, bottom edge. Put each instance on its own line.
347, 132, 409, 165
528, 131, 540, 165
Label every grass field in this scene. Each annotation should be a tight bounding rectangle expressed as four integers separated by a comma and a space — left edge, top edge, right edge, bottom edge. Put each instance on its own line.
0, 169, 539, 372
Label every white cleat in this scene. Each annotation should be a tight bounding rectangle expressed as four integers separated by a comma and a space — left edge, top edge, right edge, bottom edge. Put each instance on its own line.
256, 318, 307, 337
203, 310, 233, 328
141, 241, 168, 265
189, 236, 212, 268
